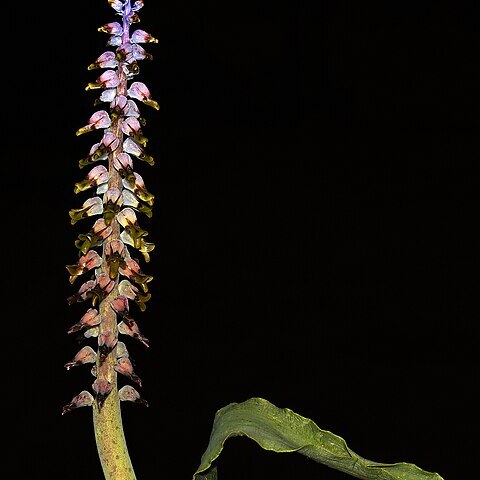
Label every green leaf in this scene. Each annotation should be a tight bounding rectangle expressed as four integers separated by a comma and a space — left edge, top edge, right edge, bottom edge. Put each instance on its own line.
193, 397, 444, 480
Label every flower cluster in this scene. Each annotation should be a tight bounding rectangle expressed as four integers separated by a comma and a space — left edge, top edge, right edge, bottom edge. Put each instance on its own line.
63, 0, 157, 415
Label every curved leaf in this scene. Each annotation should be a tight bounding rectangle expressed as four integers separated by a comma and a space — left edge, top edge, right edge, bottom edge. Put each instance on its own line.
193, 397, 444, 480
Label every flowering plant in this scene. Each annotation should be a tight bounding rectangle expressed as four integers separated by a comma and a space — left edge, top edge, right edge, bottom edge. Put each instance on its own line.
62, 2, 446, 480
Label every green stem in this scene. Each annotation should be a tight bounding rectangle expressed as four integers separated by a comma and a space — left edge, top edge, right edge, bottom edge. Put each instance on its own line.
93, 385, 136, 480
91, 39, 138, 478
93, 278, 137, 479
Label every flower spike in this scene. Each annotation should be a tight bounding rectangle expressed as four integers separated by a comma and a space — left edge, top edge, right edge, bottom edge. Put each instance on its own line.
64, 4, 158, 476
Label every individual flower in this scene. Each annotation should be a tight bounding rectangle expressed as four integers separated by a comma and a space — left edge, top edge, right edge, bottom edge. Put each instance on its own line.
69, 197, 104, 225
131, 29, 158, 44
122, 171, 154, 205
121, 116, 148, 146
123, 137, 154, 165
119, 257, 153, 292
127, 81, 159, 110
76, 111, 112, 136
75, 218, 113, 254
105, 239, 127, 279
114, 357, 142, 386
74, 165, 110, 194
122, 189, 153, 218
92, 378, 113, 408
86, 70, 120, 91
103, 187, 124, 225
118, 319, 149, 348
118, 385, 148, 407
65, 250, 103, 284
67, 308, 100, 334
119, 279, 151, 311
62, 390, 94, 415
97, 22, 123, 36
78, 142, 109, 169
64, 346, 97, 370
98, 331, 118, 364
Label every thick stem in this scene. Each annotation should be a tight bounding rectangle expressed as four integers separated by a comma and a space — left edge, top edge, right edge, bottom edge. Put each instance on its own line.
93, 384, 136, 479
93, 60, 135, 478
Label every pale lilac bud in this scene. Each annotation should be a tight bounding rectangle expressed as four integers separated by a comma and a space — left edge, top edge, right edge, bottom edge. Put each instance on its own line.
106, 35, 122, 47
108, 0, 124, 13
132, 1, 144, 12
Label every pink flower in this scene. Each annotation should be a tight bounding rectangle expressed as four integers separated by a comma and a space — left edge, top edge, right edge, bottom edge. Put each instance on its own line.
67, 308, 100, 334
118, 319, 149, 348
62, 390, 94, 415
88, 51, 118, 70
65, 250, 103, 283
69, 197, 104, 224
114, 357, 142, 386
74, 165, 109, 194
86, 70, 120, 91
118, 385, 148, 406
131, 29, 158, 44
127, 81, 159, 110
64, 346, 97, 370
97, 22, 123, 35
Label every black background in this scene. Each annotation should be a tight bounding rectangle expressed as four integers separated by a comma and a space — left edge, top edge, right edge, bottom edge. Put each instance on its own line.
7, 1, 478, 479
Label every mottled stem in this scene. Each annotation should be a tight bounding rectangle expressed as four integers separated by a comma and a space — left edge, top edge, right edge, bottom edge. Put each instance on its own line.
93, 63, 136, 479
93, 370, 136, 480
